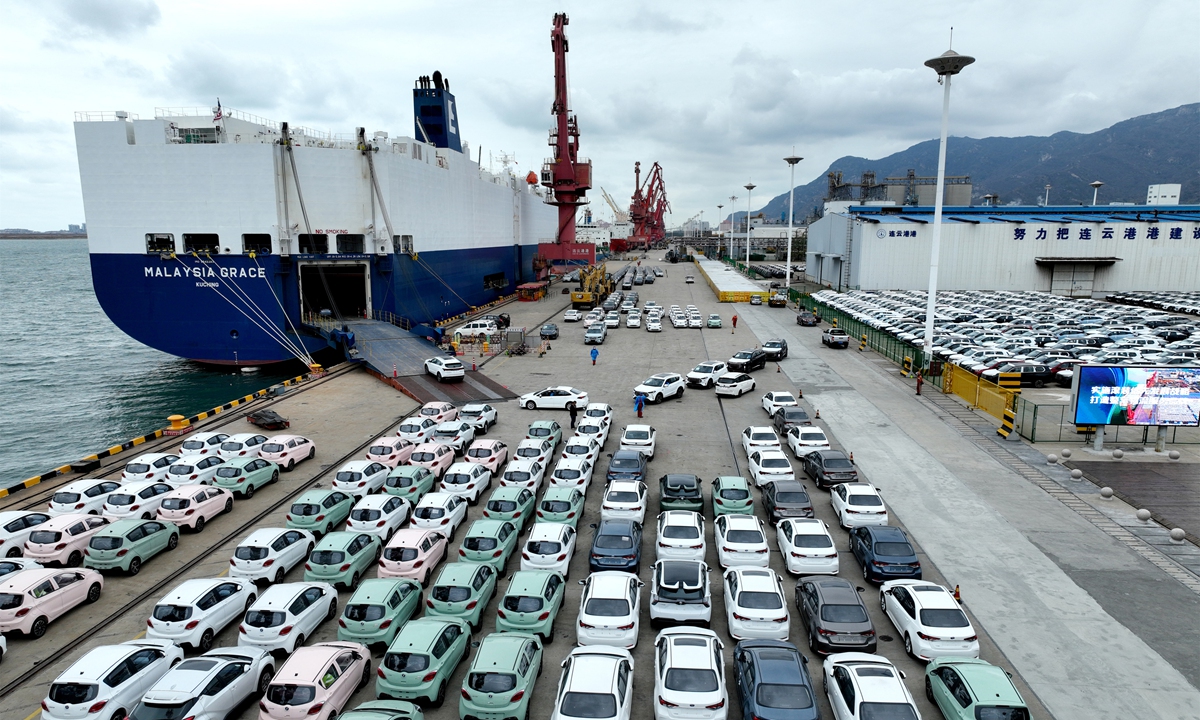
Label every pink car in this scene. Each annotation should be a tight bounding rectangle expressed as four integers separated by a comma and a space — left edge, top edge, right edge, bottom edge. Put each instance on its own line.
259, 641, 370, 720
408, 442, 455, 479
259, 434, 316, 472
0, 567, 103, 638
377, 528, 448, 586
23, 514, 110, 567
464, 439, 509, 474
365, 436, 415, 468
156, 486, 234, 532
417, 401, 458, 424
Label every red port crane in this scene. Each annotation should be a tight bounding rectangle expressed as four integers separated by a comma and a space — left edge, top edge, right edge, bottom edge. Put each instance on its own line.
538, 12, 593, 266
627, 161, 670, 252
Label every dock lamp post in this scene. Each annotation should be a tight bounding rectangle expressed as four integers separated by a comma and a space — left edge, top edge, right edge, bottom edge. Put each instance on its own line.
920, 47, 974, 371
744, 182, 756, 271
1044, 184, 1052, 206
784, 153, 803, 292
1090, 180, 1104, 206
729, 195, 738, 260
716, 204, 724, 257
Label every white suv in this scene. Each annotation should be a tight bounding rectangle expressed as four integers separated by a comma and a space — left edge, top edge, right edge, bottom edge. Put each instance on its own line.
634, 373, 685, 403
686, 362, 727, 388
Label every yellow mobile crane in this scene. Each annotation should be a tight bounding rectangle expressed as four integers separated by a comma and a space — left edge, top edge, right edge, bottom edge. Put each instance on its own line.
571, 263, 612, 309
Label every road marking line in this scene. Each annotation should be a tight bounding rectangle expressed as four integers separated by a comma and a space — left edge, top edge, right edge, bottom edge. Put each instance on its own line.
132, 630, 146, 640
23, 710, 40, 720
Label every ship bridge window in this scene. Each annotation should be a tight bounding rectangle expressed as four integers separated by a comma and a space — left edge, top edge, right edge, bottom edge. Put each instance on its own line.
393, 235, 413, 254
298, 234, 329, 254
183, 234, 220, 254
145, 234, 175, 254
243, 234, 272, 254
180, 127, 219, 144
337, 234, 365, 254
483, 272, 507, 291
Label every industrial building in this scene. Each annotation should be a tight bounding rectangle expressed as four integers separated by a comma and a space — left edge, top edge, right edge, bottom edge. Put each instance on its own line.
805, 203, 1200, 297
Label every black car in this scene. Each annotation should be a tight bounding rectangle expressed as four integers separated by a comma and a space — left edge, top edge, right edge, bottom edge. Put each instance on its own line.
539, 323, 560, 340
588, 518, 643, 573
761, 481, 814, 524
795, 576, 877, 655
761, 339, 789, 360
772, 407, 811, 434
802, 450, 858, 490
733, 640, 820, 720
848, 525, 921, 583
728, 348, 769, 372
796, 311, 817, 326
994, 362, 1055, 388
605, 450, 649, 484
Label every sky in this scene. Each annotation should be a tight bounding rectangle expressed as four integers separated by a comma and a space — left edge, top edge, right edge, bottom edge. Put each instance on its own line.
1, 0, 1197, 230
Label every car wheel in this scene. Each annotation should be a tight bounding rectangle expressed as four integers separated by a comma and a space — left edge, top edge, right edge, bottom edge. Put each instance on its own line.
258, 667, 273, 696
308, 447, 316, 460
292, 632, 306, 654
326, 598, 338, 621
904, 633, 914, 658
108, 710, 126, 720
28, 615, 49, 639
525, 400, 537, 410
168, 533, 179, 550
86, 582, 102, 603
67, 550, 83, 568
244, 484, 256, 499
431, 679, 448, 708
141, 512, 152, 520
5, 547, 22, 558
194, 516, 206, 533
421, 567, 431, 588
926, 676, 935, 702
224, 498, 234, 513
324, 523, 333, 538
245, 593, 257, 612
198, 628, 215, 653
1034, 379, 1046, 388
271, 470, 280, 484
274, 567, 286, 584
128, 557, 142, 575
286, 459, 295, 472
358, 660, 372, 691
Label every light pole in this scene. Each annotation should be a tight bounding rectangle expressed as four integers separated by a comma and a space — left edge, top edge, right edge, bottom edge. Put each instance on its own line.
728, 195, 738, 260
784, 153, 803, 292
744, 182, 756, 271
699, 210, 705, 250
1090, 180, 1104, 206
920, 46, 974, 370
716, 204, 724, 257
1044, 184, 1051, 206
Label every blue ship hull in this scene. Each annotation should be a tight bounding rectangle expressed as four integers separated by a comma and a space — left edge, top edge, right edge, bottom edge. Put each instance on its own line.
91, 245, 538, 364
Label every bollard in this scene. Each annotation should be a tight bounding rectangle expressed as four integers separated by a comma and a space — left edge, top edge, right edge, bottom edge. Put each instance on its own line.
1100, 487, 1114, 499
168, 415, 189, 431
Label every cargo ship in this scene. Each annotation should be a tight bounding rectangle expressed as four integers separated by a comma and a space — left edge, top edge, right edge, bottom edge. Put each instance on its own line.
74, 73, 556, 365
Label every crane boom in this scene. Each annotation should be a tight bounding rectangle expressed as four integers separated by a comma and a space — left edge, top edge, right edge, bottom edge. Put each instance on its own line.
600, 187, 629, 223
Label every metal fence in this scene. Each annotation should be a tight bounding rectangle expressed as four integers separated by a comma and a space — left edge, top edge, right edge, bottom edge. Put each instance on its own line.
1013, 397, 1200, 444
942, 363, 1018, 420
796, 296, 929, 370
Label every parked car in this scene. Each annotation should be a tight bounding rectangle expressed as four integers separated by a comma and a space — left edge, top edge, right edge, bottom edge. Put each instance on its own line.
377, 527, 448, 587
130, 646, 275, 720
655, 511, 706, 562
585, 324, 608, 344
802, 450, 858, 489
179, 431, 230, 457
658, 473, 703, 512
714, 372, 756, 397
711, 476, 753, 517
773, 407, 812, 434
84, 518, 179, 575
540, 323, 560, 340
409, 442, 455, 479
49, 479, 122, 517
588, 519, 643, 574
123, 453, 182, 482
213, 456, 280, 498
229, 528, 315, 584
237, 581, 337, 654
723, 567, 790, 641
714, 514, 770, 569
22, 514, 109, 567
576, 571, 643, 649
823, 653, 920, 719
417, 401, 458, 424
926, 657, 1031, 720
217, 433, 269, 460
458, 519, 520, 574
460, 402, 499, 434
332, 461, 392, 498
778, 518, 839, 576
521, 387, 590, 411
728, 349, 769, 372
495, 570, 565, 643
0, 567, 103, 637
601, 481, 648, 524
849, 525, 921, 583
761, 391, 798, 416
686, 361, 728, 388
748, 449, 795, 486
881, 579, 980, 661
618, 425, 657, 459
304, 531, 383, 590
146, 577, 255, 651
501, 458, 546, 493
346, 494, 411, 541
521, 522, 576, 576
440, 461, 492, 505
761, 480, 814, 524
40, 640, 183, 720
376, 617, 470, 706
550, 646, 635, 720
433, 421, 476, 454
831, 482, 888, 528
396, 417, 438, 444
258, 435, 315, 472
410, 493, 468, 537
0, 510, 51, 554
260, 641, 371, 720
286, 489, 355, 538
795, 576, 876, 655
605, 450, 649, 484
383, 465, 436, 504
458, 631, 544, 720
652, 628, 728, 718
484, 486, 536, 529
649, 559, 712, 628
336, 577, 422, 650
733, 639, 819, 720
465, 438, 508, 474
156, 485, 234, 532
425, 561, 497, 632
786, 426, 830, 458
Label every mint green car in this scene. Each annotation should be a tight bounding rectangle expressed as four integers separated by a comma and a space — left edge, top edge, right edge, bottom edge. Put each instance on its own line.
377, 617, 470, 707
483, 487, 536, 530
537, 488, 585, 529
526, 420, 562, 450
287, 489, 354, 537
384, 466, 436, 503
340, 699, 425, 720
212, 457, 279, 498
926, 657, 1030, 720
494, 570, 565, 643
458, 632, 543, 720
426, 562, 497, 632
457, 519, 518, 573
303, 531, 382, 589
711, 476, 754, 517
84, 519, 179, 575
337, 577, 423, 650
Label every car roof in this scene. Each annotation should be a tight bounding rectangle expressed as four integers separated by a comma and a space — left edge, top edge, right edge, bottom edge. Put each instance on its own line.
435, 562, 485, 584
725, 514, 761, 529
256, 582, 322, 607
786, 519, 828, 535
63, 643, 144, 680
160, 578, 232, 605
472, 632, 532, 671
59, 478, 114, 491
349, 577, 410, 604
241, 528, 291, 546
715, 476, 749, 487
472, 439, 503, 448
527, 523, 568, 541
893, 581, 958, 609
598, 518, 637, 533
863, 525, 908, 542
530, 419, 558, 427
295, 489, 337, 503
543, 487, 580, 500
223, 456, 263, 467
355, 494, 397, 509
555, 457, 590, 470
506, 458, 539, 471
565, 651, 623, 694
734, 569, 779, 593
447, 462, 485, 473
145, 657, 226, 696
939, 659, 1025, 702
663, 630, 719, 669
277, 644, 347, 681
742, 641, 807, 684
132, 453, 175, 462
266, 434, 306, 442
505, 570, 555, 595
843, 483, 879, 495
810, 577, 860, 603
517, 438, 549, 447
94, 518, 151, 536
588, 572, 633, 599
466, 519, 509, 536
340, 460, 375, 470
607, 480, 641, 492
436, 421, 466, 430
224, 432, 263, 441
315, 532, 364, 550
770, 481, 806, 493
0, 567, 72, 592
841, 659, 909, 702
33, 513, 92, 530
611, 450, 644, 461
489, 486, 528, 500
661, 511, 700, 526
417, 492, 454, 506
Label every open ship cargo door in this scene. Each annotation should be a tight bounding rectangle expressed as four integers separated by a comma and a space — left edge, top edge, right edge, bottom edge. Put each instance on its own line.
299, 262, 371, 319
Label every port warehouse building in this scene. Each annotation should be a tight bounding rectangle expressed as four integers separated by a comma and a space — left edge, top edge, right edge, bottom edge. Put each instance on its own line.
805, 204, 1200, 297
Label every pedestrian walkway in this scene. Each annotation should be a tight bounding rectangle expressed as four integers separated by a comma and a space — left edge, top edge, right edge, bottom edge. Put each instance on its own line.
740, 304, 1200, 720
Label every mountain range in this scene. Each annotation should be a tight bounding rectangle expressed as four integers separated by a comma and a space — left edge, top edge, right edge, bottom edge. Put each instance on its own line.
740, 103, 1198, 224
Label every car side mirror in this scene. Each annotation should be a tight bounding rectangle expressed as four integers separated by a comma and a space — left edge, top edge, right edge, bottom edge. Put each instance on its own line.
606, 453, 612, 458
471, 641, 481, 648
801, 655, 808, 664
578, 579, 586, 586
899, 670, 907, 679
589, 523, 598, 529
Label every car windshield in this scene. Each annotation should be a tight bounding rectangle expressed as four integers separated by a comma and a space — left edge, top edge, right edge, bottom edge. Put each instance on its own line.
414, 506, 444, 519
517, 447, 541, 457
642, 378, 664, 387
607, 491, 639, 503
503, 595, 543, 613
344, 604, 386, 621
0, 593, 24, 610
920, 608, 971, 627
387, 476, 414, 488
369, 445, 394, 456
48, 684, 98, 705
584, 598, 629, 616
750, 432, 776, 442
738, 591, 783, 610
791, 534, 832, 548
761, 458, 791, 469
29, 530, 62, 544
235, 546, 269, 561
266, 685, 316, 706
610, 457, 640, 469
152, 604, 193, 622
544, 500, 574, 513
468, 672, 517, 693
129, 699, 199, 720
181, 440, 206, 450
261, 443, 285, 453
625, 430, 651, 441
353, 509, 385, 522
53, 492, 81, 504
164, 497, 195, 510
107, 493, 135, 506
244, 610, 285, 628
291, 503, 320, 516
757, 683, 815, 709
399, 424, 421, 434
125, 464, 151, 474
775, 491, 808, 503
444, 473, 474, 485
665, 667, 718, 692
875, 542, 914, 557
800, 432, 827, 443
487, 500, 518, 513
720, 488, 750, 500
849, 495, 883, 506
726, 529, 763, 544
384, 546, 419, 562
824, 458, 854, 469
411, 452, 436, 462
977, 709, 1030, 720
528, 540, 561, 555
505, 471, 532, 482
464, 536, 498, 551
216, 467, 242, 478
693, 364, 715, 373
467, 448, 492, 458
310, 550, 345, 565
432, 586, 471, 603
555, 469, 582, 480
561, 692, 616, 718
858, 703, 919, 720
662, 526, 699, 539
821, 603, 869, 623
90, 536, 123, 550
168, 466, 195, 475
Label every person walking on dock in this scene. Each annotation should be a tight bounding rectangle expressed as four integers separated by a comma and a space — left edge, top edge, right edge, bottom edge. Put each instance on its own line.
916, 371, 924, 396
732, 314, 738, 333
635, 392, 646, 419
590, 347, 599, 365
568, 403, 578, 429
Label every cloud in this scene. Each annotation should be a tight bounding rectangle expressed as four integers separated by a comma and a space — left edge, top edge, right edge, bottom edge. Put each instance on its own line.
45, 0, 161, 39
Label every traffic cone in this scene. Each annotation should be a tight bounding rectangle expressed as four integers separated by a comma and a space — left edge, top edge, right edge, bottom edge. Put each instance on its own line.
776, 364, 781, 373
815, 408, 820, 419
849, 452, 854, 464
797, 389, 803, 398
953, 585, 962, 603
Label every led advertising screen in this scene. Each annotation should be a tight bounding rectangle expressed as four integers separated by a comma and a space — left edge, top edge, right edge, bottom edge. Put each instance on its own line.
1073, 365, 1200, 427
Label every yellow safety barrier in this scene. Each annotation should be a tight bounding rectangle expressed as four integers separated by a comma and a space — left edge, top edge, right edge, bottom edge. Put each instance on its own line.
902, 356, 913, 377
997, 372, 1022, 391
942, 364, 1019, 421
998, 408, 1016, 437
859, 333, 868, 352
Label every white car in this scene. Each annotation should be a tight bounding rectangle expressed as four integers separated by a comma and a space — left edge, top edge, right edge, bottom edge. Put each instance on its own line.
521, 522, 576, 576
585, 324, 608, 344
584, 402, 614, 427
601, 481, 648, 524
397, 416, 438, 443
432, 420, 476, 454
723, 567, 790, 641
575, 418, 611, 447
619, 425, 657, 459
331, 460, 390, 498
346, 494, 411, 540
551, 646, 635, 720
561, 434, 601, 463
761, 391, 799, 415
584, 309, 604, 326
823, 653, 922, 720
741, 427, 781, 455
501, 458, 546, 492
460, 402, 499, 433
577, 571, 643, 649
165, 455, 226, 487
649, 560, 712, 628
778, 518, 840, 575
656, 511, 705, 562
101, 481, 174, 521
748, 450, 795, 486
635, 373, 686, 403
238, 582, 336, 654
515, 437, 555, 466
229, 528, 315, 584
364, 436, 415, 468
424, 355, 466, 381
0, 510, 51, 553
132, 647, 275, 720
178, 432, 230, 457
647, 318, 663, 332
48, 479, 123, 516
123, 453, 182, 482
714, 372, 755, 397
670, 314, 688, 329
714, 514, 770, 569
653, 628, 727, 719
417, 401, 458, 423
787, 426, 831, 457
147, 577, 256, 651
686, 361, 728, 388
411, 492, 468, 536
881, 579, 980, 661
549, 458, 594, 491
831, 483, 889, 528
41, 639, 184, 720
519, 386, 590, 411
217, 433, 269, 460
440, 462, 492, 504
563, 309, 584, 322
688, 315, 702, 329
626, 313, 642, 329
605, 312, 621, 328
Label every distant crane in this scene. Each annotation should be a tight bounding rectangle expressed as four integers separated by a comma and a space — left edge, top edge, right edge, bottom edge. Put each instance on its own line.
600, 187, 629, 223
627, 161, 670, 251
